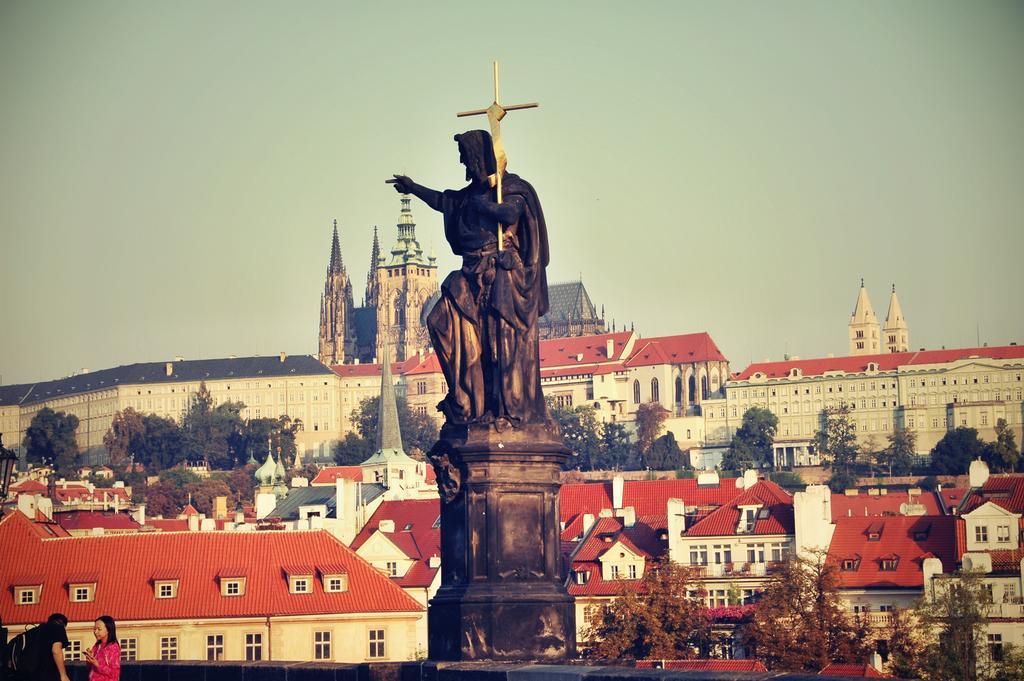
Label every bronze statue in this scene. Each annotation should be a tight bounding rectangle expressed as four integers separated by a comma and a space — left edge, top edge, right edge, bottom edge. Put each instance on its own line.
391, 129, 551, 435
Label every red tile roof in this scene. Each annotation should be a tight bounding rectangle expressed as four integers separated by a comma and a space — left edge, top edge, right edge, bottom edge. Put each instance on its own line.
560, 477, 745, 521
54, 511, 141, 531
311, 464, 436, 486
636, 660, 768, 671
566, 515, 669, 597
0, 510, 422, 626
684, 480, 794, 537
11, 480, 47, 494
828, 515, 959, 589
350, 499, 441, 589
539, 332, 633, 368
734, 345, 1024, 381
819, 663, 890, 677
624, 332, 727, 367
831, 491, 943, 520
961, 475, 1024, 515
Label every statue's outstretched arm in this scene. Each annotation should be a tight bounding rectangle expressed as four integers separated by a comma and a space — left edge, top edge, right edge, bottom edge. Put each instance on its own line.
391, 175, 442, 212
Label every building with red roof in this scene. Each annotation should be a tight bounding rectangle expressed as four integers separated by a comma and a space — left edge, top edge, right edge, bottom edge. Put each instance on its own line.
830, 488, 944, 520
705, 343, 1024, 466
0, 508, 423, 663
636, 659, 768, 671
54, 510, 142, 536
819, 662, 890, 677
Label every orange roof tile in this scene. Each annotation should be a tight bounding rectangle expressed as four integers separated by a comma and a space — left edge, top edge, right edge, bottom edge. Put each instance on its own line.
0, 511, 422, 626
560, 477, 745, 521
828, 515, 958, 589
350, 499, 440, 589
831, 491, 944, 519
637, 660, 768, 671
624, 332, 728, 367
684, 480, 794, 537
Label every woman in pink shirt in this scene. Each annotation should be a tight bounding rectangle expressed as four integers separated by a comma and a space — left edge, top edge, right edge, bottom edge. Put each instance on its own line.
84, 615, 121, 681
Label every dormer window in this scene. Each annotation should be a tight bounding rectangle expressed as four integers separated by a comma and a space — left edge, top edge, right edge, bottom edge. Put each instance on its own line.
572, 570, 590, 585
737, 506, 761, 533
70, 584, 95, 603
284, 566, 314, 594
15, 585, 41, 605
975, 526, 988, 543
841, 559, 859, 571
293, 578, 310, 593
155, 580, 178, 599
220, 578, 246, 597
880, 557, 899, 571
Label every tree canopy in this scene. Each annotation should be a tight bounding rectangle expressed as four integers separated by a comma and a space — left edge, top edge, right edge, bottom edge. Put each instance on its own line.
983, 419, 1019, 473
881, 425, 917, 476
723, 406, 777, 471
24, 407, 81, 476
930, 427, 984, 475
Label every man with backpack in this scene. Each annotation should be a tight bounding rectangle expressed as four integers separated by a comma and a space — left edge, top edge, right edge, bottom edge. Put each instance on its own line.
7, 613, 70, 681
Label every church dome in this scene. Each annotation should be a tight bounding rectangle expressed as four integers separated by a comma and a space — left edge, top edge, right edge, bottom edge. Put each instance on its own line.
255, 452, 277, 485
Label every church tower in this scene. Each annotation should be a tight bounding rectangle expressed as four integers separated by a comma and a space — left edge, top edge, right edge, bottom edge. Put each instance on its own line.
374, 195, 438, 362
848, 278, 881, 356
318, 220, 355, 365
883, 284, 910, 353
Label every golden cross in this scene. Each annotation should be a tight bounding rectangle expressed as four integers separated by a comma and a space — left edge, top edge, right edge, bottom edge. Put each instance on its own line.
457, 61, 538, 251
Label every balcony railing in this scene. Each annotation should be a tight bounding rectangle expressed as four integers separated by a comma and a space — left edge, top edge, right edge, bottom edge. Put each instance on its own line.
689, 562, 781, 578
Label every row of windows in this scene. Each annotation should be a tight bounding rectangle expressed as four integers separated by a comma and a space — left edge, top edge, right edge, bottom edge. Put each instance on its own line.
687, 542, 789, 565
974, 525, 1012, 543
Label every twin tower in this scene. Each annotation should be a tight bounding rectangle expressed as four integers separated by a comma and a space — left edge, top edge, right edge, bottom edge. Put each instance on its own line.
318, 195, 440, 366
848, 279, 910, 356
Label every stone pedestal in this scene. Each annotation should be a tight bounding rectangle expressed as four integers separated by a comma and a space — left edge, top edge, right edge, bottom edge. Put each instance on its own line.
428, 424, 575, 661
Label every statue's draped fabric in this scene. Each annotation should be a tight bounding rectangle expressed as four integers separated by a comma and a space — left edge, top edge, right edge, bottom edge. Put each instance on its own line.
427, 130, 550, 428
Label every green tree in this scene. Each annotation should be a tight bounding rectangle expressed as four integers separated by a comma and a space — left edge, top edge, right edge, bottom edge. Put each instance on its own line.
140, 480, 188, 517
102, 407, 145, 467
814, 404, 860, 471
881, 425, 917, 476
884, 607, 928, 679
549, 403, 602, 470
596, 422, 631, 471
235, 417, 297, 467
334, 432, 374, 465
136, 414, 194, 471
23, 407, 80, 475
181, 382, 246, 468
983, 419, 1019, 473
214, 465, 257, 510
185, 478, 233, 516
724, 406, 778, 471
931, 427, 984, 475
353, 395, 439, 455
915, 569, 989, 681
584, 560, 710, 660
742, 551, 870, 672
644, 432, 684, 470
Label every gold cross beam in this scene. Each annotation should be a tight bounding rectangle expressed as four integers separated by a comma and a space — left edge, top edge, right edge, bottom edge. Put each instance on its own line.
457, 61, 538, 251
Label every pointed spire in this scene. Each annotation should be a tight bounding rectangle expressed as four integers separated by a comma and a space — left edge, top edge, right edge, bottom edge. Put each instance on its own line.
329, 220, 344, 273
884, 284, 909, 352
850, 279, 878, 324
369, 226, 380, 271
375, 333, 404, 453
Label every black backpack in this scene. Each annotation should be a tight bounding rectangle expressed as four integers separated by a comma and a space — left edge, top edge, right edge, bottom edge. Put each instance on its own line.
7, 623, 43, 676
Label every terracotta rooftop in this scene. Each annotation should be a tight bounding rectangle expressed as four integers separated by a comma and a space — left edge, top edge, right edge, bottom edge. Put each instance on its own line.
560, 477, 745, 521
828, 515, 958, 589
0, 511, 422, 626
623, 332, 728, 367
350, 499, 441, 589
831, 490, 943, 519
684, 480, 794, 537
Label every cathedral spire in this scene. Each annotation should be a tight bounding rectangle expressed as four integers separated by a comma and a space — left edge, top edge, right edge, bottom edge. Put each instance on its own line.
849, 279, 881, 355
329, 219, 344, 273
884, 284, 909, 353
375, 333, 403, 453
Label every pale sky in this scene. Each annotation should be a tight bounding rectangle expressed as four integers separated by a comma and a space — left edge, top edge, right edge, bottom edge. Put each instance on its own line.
1, 1, 1022, 385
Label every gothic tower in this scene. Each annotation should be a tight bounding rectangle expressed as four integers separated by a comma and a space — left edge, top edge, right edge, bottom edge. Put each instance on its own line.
374, 195, 438, 362
318, 220, 355, 365
848, 278, 881, 356
883, 284, 910, 353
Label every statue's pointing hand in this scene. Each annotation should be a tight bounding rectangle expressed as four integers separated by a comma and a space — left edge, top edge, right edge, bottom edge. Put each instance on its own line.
390, 174, 415, 194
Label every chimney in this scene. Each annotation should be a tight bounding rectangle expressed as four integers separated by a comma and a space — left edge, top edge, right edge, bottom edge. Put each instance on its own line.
279, 352, 287, 363
17, 494, 37, 519
132, 503, 146, 526
582, 513, 596, 538
214, 496, 228, 520
617, 505, 636, 528
667, 498, 686, 563
165, 362, 173, 377
606, 338, 615, 358
188, 514, 200, 532
379, 519, 395, 533
37, 497, 53, 521
612, 475, 624, 510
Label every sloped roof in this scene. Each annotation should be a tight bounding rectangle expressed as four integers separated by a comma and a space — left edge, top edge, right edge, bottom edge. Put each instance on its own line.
734, 344, 1024, 381
310, 465, 436, 486
1, 355, 333, 407
267, 486, 337, 520
961, 474, 1024, 515
684, 480, 794, 537
539, 331, 633, 368
625, 332, 728, 367
11, 480, 47, 494
0, 511, 422, 626
831, 491, 943, 519
560, 477, 745, 521
828, 515, 958, 589
350, 499, 440, 589
820, 663, 890, 677
566, 515, 669, 597
541, 281, 601, 323
54, 511, 141, 532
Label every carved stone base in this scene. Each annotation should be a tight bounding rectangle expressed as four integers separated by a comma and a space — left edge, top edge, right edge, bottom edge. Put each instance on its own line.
427, 425, 576, 661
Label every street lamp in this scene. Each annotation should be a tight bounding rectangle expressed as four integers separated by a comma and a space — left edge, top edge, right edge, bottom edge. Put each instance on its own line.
0, 434, 16, 500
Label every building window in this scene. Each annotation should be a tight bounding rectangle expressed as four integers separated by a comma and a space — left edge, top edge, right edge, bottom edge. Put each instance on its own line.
712, 544, 732, 564
632, 380, 640, 404
291, 577, 311, 594
160, 637, 178, 661
770, 542, 788, 562
325, 575, 348, 592
610, 564, 621, 580
386, 561, 399, 577
416, 381, 427, 395
627, 564, 637, 579
880, 559, 898, 571
975, 526, 989, 543
245, 633, 263, 661
156, 581, 177, 599
120, 638, 137, 661
315, 630, 332, 660
368, 629, 386, 659
651, 378, 660, 403
747, 544, 765, 563
689, 545, 708, 566
206, 634, 224, 661
996, 525, 1011, 543
988, 634, 1004, 662
16, 588, 38, 605
71, 585, 93, 602
64, 640, 82, 661
841, 559, 859, 571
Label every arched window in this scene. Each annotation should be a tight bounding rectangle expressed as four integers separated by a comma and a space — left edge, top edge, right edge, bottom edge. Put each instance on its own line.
633, 380, 641, 404
688, 375, 696, 403
701, 376, 709, 400
651, 378, 660, 403
674, 376, 683, 404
